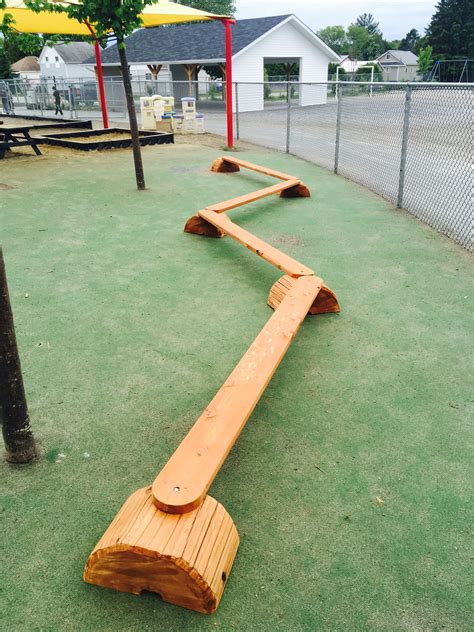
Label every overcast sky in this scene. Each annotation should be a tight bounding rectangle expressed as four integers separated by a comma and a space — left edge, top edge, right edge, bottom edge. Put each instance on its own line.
235, 0, 437, 40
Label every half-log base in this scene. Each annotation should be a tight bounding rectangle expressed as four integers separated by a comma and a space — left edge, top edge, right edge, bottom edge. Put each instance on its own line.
184, 215, 224, 238
84, 486, 239, 614
279, 183, 311, 198
211, 157, 240, 173
268, 275, 340, 315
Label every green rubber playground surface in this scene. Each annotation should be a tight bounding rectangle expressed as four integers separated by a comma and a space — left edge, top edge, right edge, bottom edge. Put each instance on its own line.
0, 141, 472, 631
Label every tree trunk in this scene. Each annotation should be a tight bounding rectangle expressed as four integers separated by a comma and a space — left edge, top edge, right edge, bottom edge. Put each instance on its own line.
117, 38, 145, 191
0, 248, 37, 463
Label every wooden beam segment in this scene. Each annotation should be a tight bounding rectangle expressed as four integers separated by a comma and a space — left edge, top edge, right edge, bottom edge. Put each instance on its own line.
212, 156, 298, 181
152, 275, 324, 514
198, 209, 314, 277
206, 179, 301, 213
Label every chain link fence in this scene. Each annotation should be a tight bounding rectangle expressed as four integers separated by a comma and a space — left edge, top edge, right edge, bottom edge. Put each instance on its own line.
232, 81, 472, 251
2, 77, 472, 251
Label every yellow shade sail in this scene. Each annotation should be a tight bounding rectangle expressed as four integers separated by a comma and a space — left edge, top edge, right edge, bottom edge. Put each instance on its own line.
0, 1, 227, 36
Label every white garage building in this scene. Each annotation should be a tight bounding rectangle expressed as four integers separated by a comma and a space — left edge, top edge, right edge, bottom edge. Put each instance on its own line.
89, 14, 339, 112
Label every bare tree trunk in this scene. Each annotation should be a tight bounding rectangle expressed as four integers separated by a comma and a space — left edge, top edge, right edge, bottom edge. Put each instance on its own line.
117, 37, 145, 191
0, 248, 37, 463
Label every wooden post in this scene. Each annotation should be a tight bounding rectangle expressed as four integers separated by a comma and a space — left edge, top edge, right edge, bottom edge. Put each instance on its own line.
222, 19, 235, 149
147, 64, 163, 81
183, 64, 202, 97
0, 248, 37, 463
283, 62, 296, 81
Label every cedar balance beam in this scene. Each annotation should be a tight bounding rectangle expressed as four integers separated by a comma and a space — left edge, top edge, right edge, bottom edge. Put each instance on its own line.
151, 274, 325, 514
198, 209, 314, 278
185, 158, 313, 274
210, 157, 309, 198
84, 157, 339, 614
206, 179, 302, 213
212, 156, 301, 182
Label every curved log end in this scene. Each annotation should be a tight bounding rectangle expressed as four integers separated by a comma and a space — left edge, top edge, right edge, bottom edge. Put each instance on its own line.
279, 183, 311, 198
84, 487, 239, 614
184, 215, 224, 238
268, 275, 340, 315
309, 285, 340, 315
211, 157, 240, 173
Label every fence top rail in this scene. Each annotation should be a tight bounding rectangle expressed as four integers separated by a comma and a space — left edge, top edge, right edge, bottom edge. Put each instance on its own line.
5, 78, 474, 88
233, 80, 474, 87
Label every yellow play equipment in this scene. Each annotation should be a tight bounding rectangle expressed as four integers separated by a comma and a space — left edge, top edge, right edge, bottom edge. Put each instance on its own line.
172, 96, 205, 134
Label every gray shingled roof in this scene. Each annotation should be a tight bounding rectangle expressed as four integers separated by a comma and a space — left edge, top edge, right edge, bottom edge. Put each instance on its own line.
380, 50, 419, 65
56, 42, 95, 64
91, 15, 292, 65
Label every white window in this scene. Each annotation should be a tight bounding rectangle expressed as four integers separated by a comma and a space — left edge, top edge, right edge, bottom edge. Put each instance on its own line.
45, 56, 49, 62
387, 54, 391, 59
55, 56, 59, 62
145, 73, 152, 80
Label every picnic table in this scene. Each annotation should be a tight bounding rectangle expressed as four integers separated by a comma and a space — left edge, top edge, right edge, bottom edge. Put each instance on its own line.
0, 125, 42, 160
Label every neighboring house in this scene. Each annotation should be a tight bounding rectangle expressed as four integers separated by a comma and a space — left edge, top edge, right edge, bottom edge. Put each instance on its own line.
11, 56, 40, 81
337, 56, 378, 74
376, 50, 419, 81
338, 55, 358, 73
84, 15, 340, 111
39, 42, 95, 80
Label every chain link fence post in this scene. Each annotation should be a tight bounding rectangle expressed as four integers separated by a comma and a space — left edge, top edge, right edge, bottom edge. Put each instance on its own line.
286, 81, 291, 154
397, 84, 413, 208
334, 81, 343, 174
235, 82, 240, 141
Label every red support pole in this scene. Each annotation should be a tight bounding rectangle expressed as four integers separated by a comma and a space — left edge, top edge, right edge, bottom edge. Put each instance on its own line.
85, 22, 109, 129
94, 40, 109, 129
223, 19, 235, 149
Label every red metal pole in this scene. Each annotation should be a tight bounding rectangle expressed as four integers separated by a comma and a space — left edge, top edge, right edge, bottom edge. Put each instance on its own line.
85, 22, 109, 129
223, 19, 235, 149
94, 40, 109, 129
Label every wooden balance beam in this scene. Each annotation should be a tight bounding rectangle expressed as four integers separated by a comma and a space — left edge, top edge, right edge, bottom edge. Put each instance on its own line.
84, 158, 340, 614
185, 157, 311, 239
198, 209, 314, 278
84, 276, 336, 613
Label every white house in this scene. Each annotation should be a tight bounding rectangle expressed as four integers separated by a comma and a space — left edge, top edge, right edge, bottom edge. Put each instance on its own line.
87, 15, 340, 112
337, 55, 378, 74
338, 55, 358, 73
376, 50, 419, 81
39, 42, 95, 81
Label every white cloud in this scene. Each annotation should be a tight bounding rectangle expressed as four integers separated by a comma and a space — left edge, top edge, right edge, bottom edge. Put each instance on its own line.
235, 0, 437, 40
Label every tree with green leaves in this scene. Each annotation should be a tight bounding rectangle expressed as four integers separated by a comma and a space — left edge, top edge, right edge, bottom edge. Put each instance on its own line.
317, 25, 348, 55
418, 45, 434, 73
347, 23, 385, 60
176, 0, 235, 16
414, 35, 429, 54
0, 45, 12, 79
27, 0, 158, 190
356, 13, 381, 36
426, 0, 474, 59
399, 28, 420, 52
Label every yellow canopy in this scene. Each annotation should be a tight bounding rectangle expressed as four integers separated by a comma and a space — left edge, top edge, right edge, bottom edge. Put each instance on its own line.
0, 1, 227, 36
